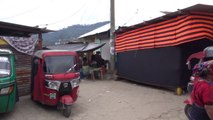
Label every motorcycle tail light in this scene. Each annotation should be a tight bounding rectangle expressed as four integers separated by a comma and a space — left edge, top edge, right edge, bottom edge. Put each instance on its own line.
0, 85, 14, 95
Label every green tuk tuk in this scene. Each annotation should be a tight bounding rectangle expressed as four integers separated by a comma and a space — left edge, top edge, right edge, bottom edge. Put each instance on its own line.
0, 49, 17, 113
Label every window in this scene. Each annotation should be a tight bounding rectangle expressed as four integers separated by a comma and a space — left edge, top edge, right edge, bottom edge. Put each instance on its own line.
44, 55, 75, 74
0, 56, 11, 77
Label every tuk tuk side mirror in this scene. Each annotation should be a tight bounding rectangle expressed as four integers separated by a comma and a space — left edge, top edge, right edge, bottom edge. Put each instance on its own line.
186, 61, 191, 70
72, 64, 77, 70
66, 64, 77, 73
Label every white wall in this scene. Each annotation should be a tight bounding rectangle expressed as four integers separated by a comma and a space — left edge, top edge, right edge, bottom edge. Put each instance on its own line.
100, 39, 110, 61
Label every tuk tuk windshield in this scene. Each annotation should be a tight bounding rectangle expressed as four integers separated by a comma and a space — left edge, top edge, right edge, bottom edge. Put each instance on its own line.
0, 56, 11, 77
44, 55, 75, 74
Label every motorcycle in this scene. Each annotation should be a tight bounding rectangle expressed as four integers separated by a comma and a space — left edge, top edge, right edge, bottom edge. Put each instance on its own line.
184, 46, 213, 119
31, 50, 80, 117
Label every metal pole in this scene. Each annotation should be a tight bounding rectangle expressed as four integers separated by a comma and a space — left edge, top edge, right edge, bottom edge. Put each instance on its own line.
110, 0, 115, 72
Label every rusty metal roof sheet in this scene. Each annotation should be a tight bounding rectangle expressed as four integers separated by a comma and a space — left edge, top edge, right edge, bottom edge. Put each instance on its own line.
0, 21, 53, 37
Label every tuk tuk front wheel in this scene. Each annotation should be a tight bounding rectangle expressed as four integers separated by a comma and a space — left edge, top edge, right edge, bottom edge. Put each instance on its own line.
63, 105, 71, 118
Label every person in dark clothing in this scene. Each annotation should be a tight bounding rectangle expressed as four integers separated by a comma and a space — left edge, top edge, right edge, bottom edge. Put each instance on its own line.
82, 57, 88, 66
90, 53, 97, 68
94, 51, 107, 68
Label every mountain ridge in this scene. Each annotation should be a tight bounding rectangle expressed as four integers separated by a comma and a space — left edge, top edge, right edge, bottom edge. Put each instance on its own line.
43, 21, 109, 45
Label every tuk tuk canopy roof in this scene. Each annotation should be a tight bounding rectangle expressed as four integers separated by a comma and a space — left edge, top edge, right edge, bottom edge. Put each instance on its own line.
116, 4, 213, 53
34, 50, 76, 59
0, 49, 13, 54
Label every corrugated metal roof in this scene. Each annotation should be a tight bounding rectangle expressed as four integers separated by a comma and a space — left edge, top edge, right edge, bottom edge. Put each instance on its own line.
79, 4, 213, 39
0, 21, 53, 37
116, 4, 213, 34
79, 23, 110, 38
116, 11, 213, 52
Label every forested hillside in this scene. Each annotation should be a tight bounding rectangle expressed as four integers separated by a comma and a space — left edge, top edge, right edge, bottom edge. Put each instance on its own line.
43, 21, 109, 45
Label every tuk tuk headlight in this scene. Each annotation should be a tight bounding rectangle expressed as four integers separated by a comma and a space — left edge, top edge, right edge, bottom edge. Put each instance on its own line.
45, 80, 61, 91
0, 85, 14, 95
71, 77, 80, 88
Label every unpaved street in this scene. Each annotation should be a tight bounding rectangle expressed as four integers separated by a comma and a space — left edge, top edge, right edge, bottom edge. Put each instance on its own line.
1, 79, 188, 120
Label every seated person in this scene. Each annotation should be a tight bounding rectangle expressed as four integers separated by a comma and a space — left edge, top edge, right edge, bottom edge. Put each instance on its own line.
94, 51, 108, 69
82, 57, 90, 77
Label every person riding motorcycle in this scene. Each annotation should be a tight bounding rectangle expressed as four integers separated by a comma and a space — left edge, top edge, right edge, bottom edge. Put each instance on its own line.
190, 61, 213, 120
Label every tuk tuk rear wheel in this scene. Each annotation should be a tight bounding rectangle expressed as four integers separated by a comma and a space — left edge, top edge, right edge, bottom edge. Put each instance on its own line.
63, 105, 71, 118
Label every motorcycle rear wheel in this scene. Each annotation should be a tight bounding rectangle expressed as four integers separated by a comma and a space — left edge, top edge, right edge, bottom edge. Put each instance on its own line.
63, 105, 71, 118
184, 104, 193, 119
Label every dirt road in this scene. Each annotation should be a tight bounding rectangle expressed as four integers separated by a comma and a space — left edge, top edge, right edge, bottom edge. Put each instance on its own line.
1, 79, 188, 120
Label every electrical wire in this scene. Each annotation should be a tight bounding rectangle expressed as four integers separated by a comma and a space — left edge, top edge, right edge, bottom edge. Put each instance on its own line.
0, 7, 40, 20
46, 0, 89, 26
122, 9, 139, 26
84, 0, 103, 23
0, 0, 105, 29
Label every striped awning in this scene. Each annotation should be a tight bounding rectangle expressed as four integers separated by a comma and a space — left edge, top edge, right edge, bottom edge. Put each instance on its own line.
116, 12, 213, 53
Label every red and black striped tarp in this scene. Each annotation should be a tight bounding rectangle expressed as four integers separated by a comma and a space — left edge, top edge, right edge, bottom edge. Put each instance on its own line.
116, 12, 213, 53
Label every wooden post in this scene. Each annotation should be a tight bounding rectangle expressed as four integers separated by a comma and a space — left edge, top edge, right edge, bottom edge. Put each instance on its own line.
38, 33, 43, 49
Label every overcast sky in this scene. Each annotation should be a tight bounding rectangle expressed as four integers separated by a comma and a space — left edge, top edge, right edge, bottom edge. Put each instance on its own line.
0, 0, 212, 30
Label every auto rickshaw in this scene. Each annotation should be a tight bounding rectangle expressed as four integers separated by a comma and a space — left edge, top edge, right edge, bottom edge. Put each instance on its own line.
0, 49, 17, 113
31, 50, 80, 117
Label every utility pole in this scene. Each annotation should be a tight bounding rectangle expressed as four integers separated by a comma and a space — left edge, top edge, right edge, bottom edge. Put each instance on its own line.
110, 0, 115, 72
